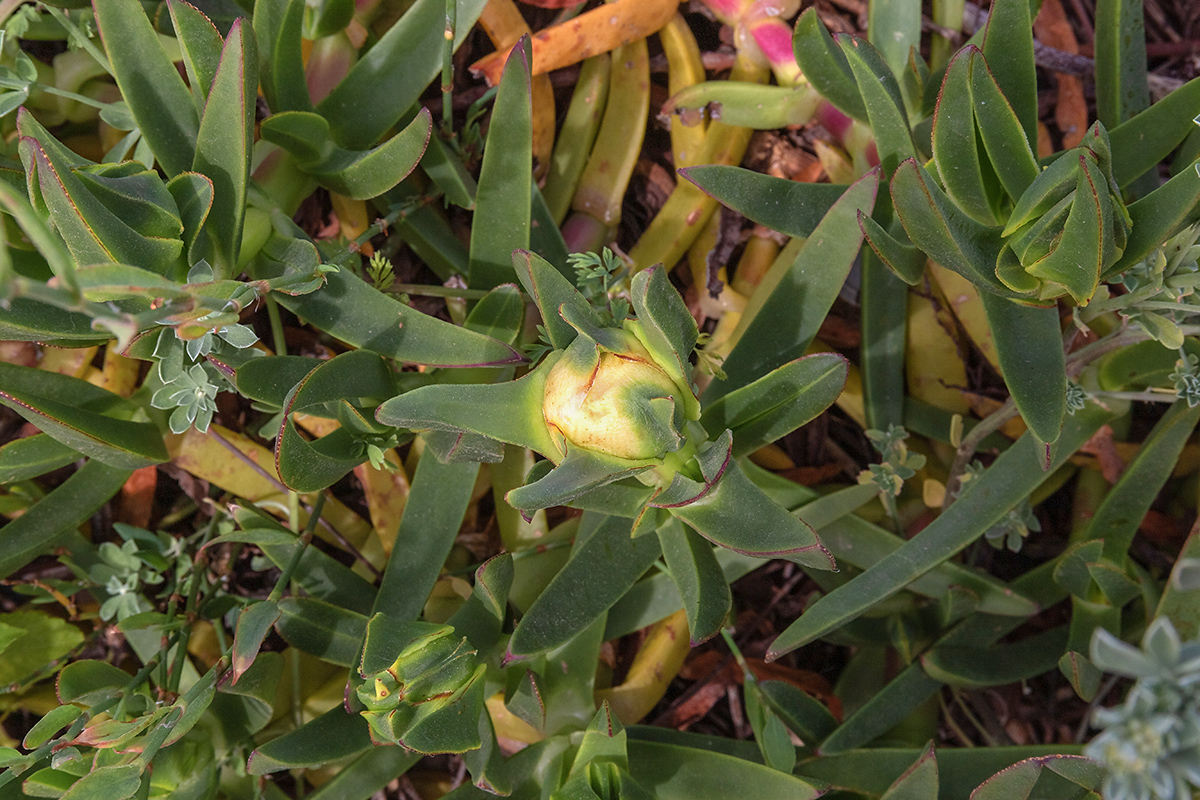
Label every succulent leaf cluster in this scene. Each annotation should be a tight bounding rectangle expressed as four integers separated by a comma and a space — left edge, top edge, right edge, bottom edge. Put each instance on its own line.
1087, 618, 1200, 800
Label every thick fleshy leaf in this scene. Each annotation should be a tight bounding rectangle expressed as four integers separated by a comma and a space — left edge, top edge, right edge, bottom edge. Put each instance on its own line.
665, 81, 823, 129
0, 433, 80, 483
1093, 0, 1150, 129
880, 742, 939, 800
274, 597, 367, 666
701, 354, 847, 458
866, 0, 920, 78
670, 460, 834, 569
704, 169, 877, 403
316, 0, 489, 149
970, 49, 1039, 202
249, 708, 372, 774
921, 626, 1068, 687
512, 249, 602, 350
627, 739, 823, 800
508, 516, 659, 659
0, 362, 167, 469
759, 680, 838, 747
656, 519, 730, 644
860, 211, 926, 284
232, 601, 280, 684
94, 0, 199, 175
250, 247, 526, 367
373, 457, 480, 621
376, 356, 557, 456
507, 446, 654, 517
191, 18, 256, 276
1110, 159, 1200, 275
840, 33, 915, 176
628, 265, 698, 391
682, 166, 846, 239
767, 402, 1113, 659
168, 0, 224, 106
253, 0, 312, 113
58, 764, 141, 800
933, 49, 997, 225
971, 755, 1102, 800
18, 112, 183, 275
890, 158, 1015, 296
1084, 401, 1200, 560
1108, 76, 1200, 188
470, 39, 532, 290
859, 248, 908, 430
978, 291, 1065, 447
792, 8, 867, 122
979, 0, 1037, 143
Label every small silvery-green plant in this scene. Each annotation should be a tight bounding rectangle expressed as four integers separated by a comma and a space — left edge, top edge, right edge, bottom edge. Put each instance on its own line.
1087, 618, 1200, 800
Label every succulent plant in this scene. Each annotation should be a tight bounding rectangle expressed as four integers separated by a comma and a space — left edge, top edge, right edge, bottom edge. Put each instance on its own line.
1087, 618, 1200, 800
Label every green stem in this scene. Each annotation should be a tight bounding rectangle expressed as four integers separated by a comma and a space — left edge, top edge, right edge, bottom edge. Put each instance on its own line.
441, 0, 457, 138
269, 493, 327, 604
266, 295, 287, 357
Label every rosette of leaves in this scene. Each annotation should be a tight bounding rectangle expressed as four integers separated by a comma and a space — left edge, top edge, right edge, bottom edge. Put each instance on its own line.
356, 617, 488, 754
1087, 618, 1200, 800
378, 250, 845, 575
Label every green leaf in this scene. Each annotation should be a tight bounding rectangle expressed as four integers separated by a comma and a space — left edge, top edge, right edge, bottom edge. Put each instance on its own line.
22, 704, 83, 750
274, 597, 367, 666
627, 740, 823, 800
671, 459, 834, 569
704, 168, 877, 402
299, 748, 421, 800
508, 516, 659, 659
818, 663, 943, 755
758, 680, 838, 746
58, 764, 141, 800
469, 39, 532, 291
701, 354, 847, 457
860, 212, 926, 284
0, 434, 80, 483
191, 18, 256, 277
232, 601, 280, 684
18, 112, 184, 275
970, 49, 1040, 202
512, 249, 602, 350
681, 167, 846, 240
980, 0, 1037, 143
266, 109, 434, 199
168, 0, 224, 107
656, 519, 730, 644
1110, 157, 1200, 275
0, 459, 131, 578
792, 8, 867, 122
666, 82, 823, 129
57, 659, 134, 704
94, 0, 199, 175
373, 457, 480, 621
1093, 0, 1150, 128
250, 244, 526, 367
743, 677, 796, 773
253, 0, 313, 114
767, 402, 1113, 659
316, 0, 488, 149
1085, 401, 1200, 560
921, 626, 1069, 687
1108, 76, 1200, 189
1157, 525, 1200, 639
889, 158, 1015, 296
249, 707, 372, 774
840, 33, 916, 176
978, 291, 1066, 446
0, 610, 83, 688
970, 754, 1102, 800
867, 0, 921, 78
1058, 651, 1102, 701
629, 265, 699, 391
423, 134, 478, 209
860, 249, 908, 429
0, 362, 167, 469
880, 742, 939, 800
933, 49, 997, 225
